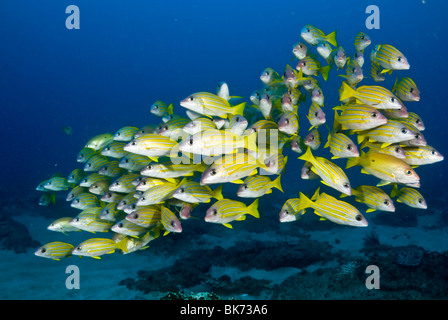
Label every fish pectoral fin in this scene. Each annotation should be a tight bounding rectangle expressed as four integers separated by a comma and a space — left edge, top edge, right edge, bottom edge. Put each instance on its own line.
230, 179, 244, 184
366, 208, 376, 213
360, 168, 369, 175
235, 215, 246, 221
223, 223, 233, 229
91, 256, 101, 260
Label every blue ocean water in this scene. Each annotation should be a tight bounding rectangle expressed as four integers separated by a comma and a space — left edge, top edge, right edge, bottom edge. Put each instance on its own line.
0, 0, 447, 300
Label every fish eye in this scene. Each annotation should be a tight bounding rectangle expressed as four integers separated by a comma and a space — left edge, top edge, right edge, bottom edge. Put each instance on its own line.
146, 164, 153, 170
131, 142, 136, 146
401, 128, 407, 134
406, 170, 412, 175
163, 126, 168, 130
92, 185, 97, 189
310, 135, 315, 140
384, 200, 390, 205
179, 188, 184, 193
284, 209, 289, 215
303, 62, 307, 66
242, 184, 248, 190
306, 28, 310, 32
390, 97, 396, 103
211, 209, 218, 215
40, 248, 46, 253
210, 169, 217, 176
105, 209, 110, 214
347, 144, 352, 150
397, 57, 402, 62
75, 218, 79, 222
361, 36, 365, 40
235, 117, 240, 122
133, 213, 139, 219
116, 132, 121, 136
315, 112, 319, 117
371, 112, 377, 118
431, 150, 435, 155
409, 88, 414, 93
117, 223, 123, 228
343, 182, 349, 188
115, 182, 120, 186
415, 134, 420, 139
284, 118, 290, 124
153, 105, 158, 109
355, 215, 363, 221
298, 44, 303, 48
141, 197, 145, 201
77, 246, 82, 251
188, 138, 194, 146
189, 96, 194, 101
418, 199, 423, 204
124, 159, 129, 163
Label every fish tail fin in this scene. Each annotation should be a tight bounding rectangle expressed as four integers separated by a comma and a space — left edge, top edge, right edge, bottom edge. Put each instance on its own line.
167, 103, 174, 115
310, 187, 321, 201
324, 132, 332, 148
325, 30, 338, 47
320, 65, 331, 81
392, 77, 399, 93
247, 198, 260, 218
297, 192, 314, 212
232, 102, 246, 116
211, 185, 224, 200
339, 81, 356, 101
50, 193, 56, 205
271, 174, 283, 192
390, 184, 400, 198
345, 156, 359, 169
115, 237, 128, 253
298, 146, 315, 164
357, 132, 367, 145
245, 132, 258, 153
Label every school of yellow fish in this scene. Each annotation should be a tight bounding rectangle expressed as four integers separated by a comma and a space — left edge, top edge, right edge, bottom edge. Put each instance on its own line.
35, 25, 444, 261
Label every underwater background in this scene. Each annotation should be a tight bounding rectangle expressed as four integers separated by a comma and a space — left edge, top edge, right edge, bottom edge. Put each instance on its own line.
0, 0, 447, 300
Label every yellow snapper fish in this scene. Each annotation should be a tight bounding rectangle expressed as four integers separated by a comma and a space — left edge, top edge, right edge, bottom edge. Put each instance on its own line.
304, 128, 321, 150
339, 82, 404, 110
324, 132, 359, 159
300, 24, 337, 47
125, 205, 161, 227
279, 198, 305, 222
260, 67, 284, 87
135, 177, 169, 191
182, 117, 218, 135
180, 92, 246, 119
301, 161, 319, 180
70, 193, 100, 210
352, 50, 364, 67
356, 119, 422, 148
109, 173, 140, 193
259, 151, 288, 175
330, 46, 347, 70
150, 100, 173, 117
178, 129, 258, 156
79, 173, 109, 188
119, 153, 151, 172
228, 114, 249, 135
118, 227, 161, 254
292, 42, 308, 60
371, 44, 410, 73
100, 202, 125, 221
132, 125, 156, 139
47, 217, 81, 234
113, 126, 139, 142
44, 177, 73, 191
402, 145, 444, 166
297, 188, 368, 227
316, 41, 333, 60
360, 141, 406, 159
155, 117, 190, 140
370, 61, 386, 82
172, 181, 223, 203
340, 185, 395, 213
237, 175, 283, 198
346, 150, 420, 187
123, 133, 179, 161
160, 205, 182, 235
84, 155, 109, 172
71, 237, 128, 259
407, 112, 425, 131
98, 161, 125, 178
85, 133, 114, 151
111, 219, 150, 237
296, 56, 331, 81
69, 215, 114, 233
392, 77, 420, 102
140, 160, 206, 180
338, 60, 363, 85
35, 242, 74, 261
39, 193, 56, 206
390, 184, 427, 209
298, 147, 352, 195
307, 102, 326, 130
136, 179, 185, 206
311, 86, 324, 106
333, 105, 388, 131
66, 185, 85, 202
354, 32, 371, 52
77, 147, 99, 163
200, 152, 268, 185
100, 141, 128, 159
204, 198, 260, 229
283, 64, 300, 89
278, 111, 299, 135
67, 168, 86, 184
89, 180, 111, 196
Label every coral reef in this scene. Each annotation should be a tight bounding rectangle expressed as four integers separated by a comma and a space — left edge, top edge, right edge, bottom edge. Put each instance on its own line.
0, 213, 40, 253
